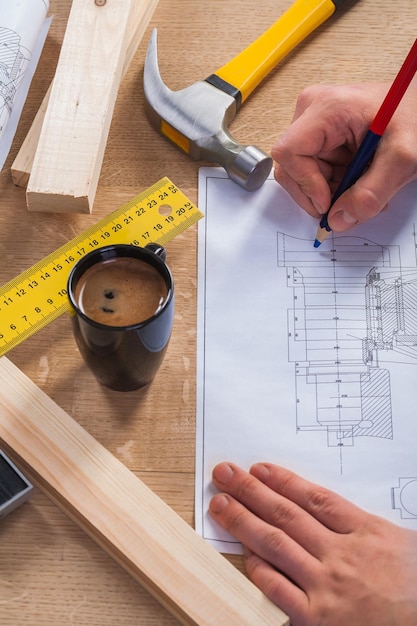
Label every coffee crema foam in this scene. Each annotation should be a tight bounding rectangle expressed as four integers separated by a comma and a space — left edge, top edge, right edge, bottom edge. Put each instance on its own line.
74, 257, 168, 326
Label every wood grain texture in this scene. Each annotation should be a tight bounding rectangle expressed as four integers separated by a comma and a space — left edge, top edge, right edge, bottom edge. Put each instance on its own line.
26, 0, 157, 214
11, 0, 159, 190
0, 357, 288, 626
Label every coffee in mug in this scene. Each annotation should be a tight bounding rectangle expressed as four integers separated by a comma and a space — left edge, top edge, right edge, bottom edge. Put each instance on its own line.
73, 256, 168, 327
67, 244, 174, 391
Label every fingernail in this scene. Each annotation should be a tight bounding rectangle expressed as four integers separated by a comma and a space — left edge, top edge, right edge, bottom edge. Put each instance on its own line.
213, 462, 234, 484
209, 493, 229, 514
250, 463, 270, 482
338, 210, 358, 225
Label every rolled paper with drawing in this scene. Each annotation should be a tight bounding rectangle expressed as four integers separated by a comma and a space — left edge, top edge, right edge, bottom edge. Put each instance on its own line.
0, 0, 50, 167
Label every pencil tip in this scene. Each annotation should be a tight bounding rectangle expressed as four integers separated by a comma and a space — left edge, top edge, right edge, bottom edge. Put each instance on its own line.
313, 239, 321, 248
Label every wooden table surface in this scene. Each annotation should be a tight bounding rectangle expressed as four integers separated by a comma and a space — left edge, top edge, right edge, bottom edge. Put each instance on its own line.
0, 1, 415, 623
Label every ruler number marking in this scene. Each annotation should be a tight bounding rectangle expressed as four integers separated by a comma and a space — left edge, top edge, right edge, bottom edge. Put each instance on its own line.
0, 179, 203, 356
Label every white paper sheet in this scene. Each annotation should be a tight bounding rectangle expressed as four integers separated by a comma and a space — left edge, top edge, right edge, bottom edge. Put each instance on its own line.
0, 0, 51, 170
196, 167, 417, 554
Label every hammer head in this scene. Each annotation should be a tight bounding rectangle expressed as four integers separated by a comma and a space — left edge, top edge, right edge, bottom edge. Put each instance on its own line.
143, 29, 272, 192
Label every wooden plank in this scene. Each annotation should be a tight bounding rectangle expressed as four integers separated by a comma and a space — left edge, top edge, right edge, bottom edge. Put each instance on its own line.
12, 0, 159, 189
11, 91, 49, 188
25, 0, 150, 214
0, 357, 289, 626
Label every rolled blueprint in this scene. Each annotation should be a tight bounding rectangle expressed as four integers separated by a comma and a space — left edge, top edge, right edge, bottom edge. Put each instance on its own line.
0, 0, 50, 167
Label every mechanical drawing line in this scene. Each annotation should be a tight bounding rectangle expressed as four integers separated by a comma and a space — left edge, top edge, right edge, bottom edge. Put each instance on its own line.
277, 232, 417, 449
0, 26, 31, 134
392, 478, 417, 519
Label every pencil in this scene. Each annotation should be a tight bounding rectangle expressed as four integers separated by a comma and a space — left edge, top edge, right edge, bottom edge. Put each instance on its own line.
314, 37, 417, 248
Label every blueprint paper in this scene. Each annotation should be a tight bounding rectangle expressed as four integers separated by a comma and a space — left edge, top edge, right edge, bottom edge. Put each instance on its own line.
196, 167, 417, 554
0, 0, 51, 171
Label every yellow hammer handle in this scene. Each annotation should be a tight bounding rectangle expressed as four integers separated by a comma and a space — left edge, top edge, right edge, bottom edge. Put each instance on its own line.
213, 0, 338, 103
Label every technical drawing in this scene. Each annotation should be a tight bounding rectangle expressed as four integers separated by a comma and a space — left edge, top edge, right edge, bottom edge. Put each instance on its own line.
277, 232, 417, 448
0, 26, 31, 134
392, 478, 417, 519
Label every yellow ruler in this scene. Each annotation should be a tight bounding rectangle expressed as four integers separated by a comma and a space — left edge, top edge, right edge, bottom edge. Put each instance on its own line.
0, 177, 203, 357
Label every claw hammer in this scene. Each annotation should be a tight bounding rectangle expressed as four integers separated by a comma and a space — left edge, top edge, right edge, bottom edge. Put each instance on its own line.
144, 0, 350, 191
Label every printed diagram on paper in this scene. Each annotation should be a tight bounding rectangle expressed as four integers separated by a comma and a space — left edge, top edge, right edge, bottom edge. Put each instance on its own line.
278, 233, 415, 454
0, 25, 33, 134
0, 1, 50, 168
196, 168, 417, 554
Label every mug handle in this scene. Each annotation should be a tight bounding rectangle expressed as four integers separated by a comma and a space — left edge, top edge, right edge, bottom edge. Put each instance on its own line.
145, 243, 166, 262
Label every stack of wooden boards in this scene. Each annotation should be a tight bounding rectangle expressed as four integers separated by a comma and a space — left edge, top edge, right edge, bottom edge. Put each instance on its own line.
12, 0, 158, 214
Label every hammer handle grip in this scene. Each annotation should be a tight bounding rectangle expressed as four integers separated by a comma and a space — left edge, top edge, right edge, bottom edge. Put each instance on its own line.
213, 0, 340, 104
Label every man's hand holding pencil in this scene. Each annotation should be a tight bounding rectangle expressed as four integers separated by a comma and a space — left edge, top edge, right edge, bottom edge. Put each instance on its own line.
271, 38, 417, 246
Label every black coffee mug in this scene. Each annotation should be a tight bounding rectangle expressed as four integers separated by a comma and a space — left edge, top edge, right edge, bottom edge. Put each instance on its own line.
67, 244, 174, 391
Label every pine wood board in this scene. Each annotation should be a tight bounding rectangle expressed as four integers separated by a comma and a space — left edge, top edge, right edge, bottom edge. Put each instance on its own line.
0, 357, 289, 626
12, 0, 158, 190
25, 0, 158, 214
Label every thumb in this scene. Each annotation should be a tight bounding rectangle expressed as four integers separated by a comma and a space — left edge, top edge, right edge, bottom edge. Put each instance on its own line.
328, 181, 383, 232
328, 145, 414, 231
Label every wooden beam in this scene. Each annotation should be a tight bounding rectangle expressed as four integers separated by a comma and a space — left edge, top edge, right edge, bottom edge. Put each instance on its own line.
12, 0, 158, 190
11, 90, 49, 188
25, 0, 158, 214
0, 357, 289, 626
